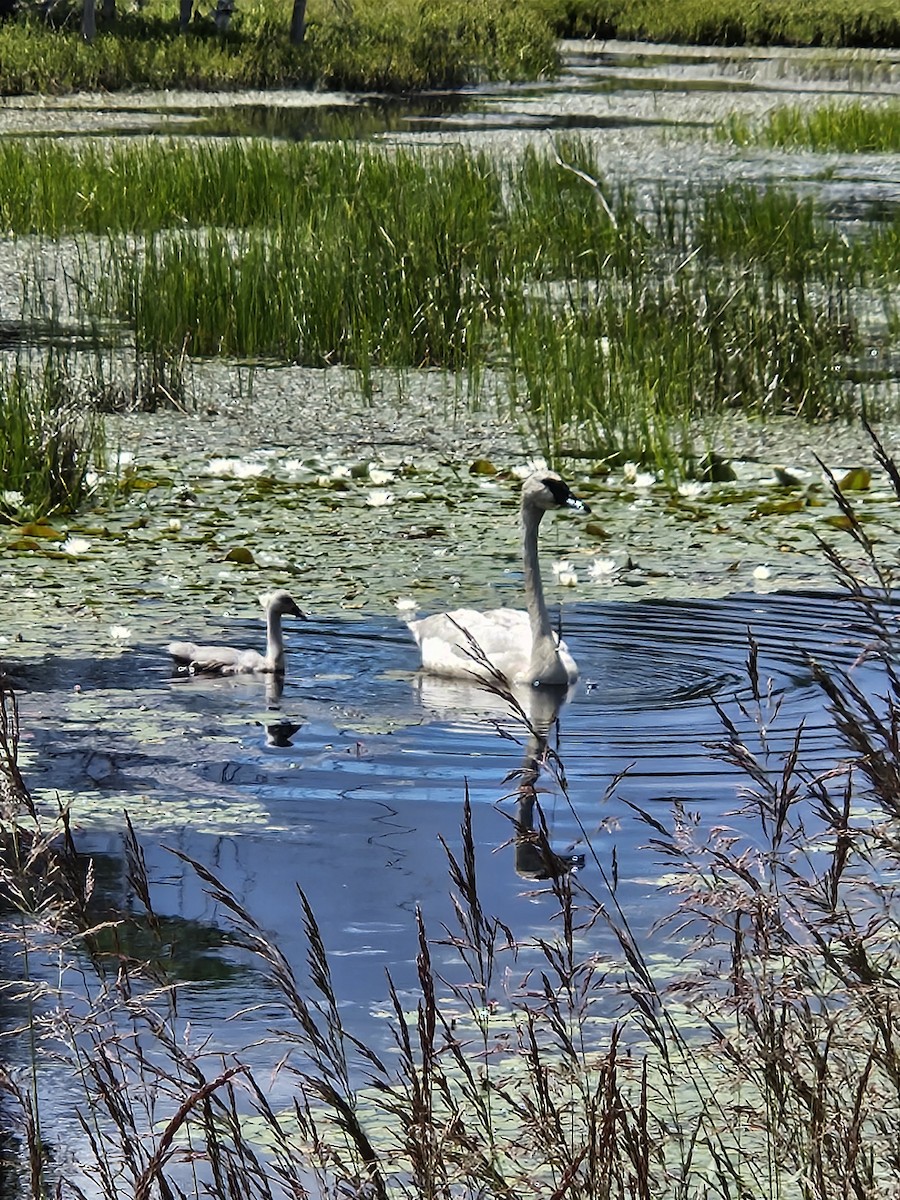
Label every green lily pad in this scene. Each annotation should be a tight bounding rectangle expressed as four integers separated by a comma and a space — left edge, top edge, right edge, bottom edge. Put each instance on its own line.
838, 467, 871, 491
19, 522, 64, 539
753, 498, 806, 516
585, 521, 611, 540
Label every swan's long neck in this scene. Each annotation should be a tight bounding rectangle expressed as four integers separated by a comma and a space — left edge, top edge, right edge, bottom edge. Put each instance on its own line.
522, 503, 564, 684
265, 608, 287, 670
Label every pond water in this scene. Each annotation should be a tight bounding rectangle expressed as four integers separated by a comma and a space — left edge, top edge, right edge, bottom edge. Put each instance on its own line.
2, 37, 900, 1184
11, 585, 883, 1072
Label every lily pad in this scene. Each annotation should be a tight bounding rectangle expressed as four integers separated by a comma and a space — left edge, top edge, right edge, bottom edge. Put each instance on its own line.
838, 467, 872, 491
753, 498, 806, 516
224, 546, 256, 564
469, 458, 497, 475
19, 522, 64, 540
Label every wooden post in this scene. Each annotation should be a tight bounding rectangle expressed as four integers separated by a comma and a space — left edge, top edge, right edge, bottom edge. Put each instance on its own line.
82, 0, 96, 41
289, 0, 307, 44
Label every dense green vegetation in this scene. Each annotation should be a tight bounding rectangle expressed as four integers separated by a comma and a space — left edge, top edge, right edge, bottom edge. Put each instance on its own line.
531, 0, 900, 47
3, 136, 897, 480
0, 0, 896, 98
0, 0, 558, 94
718, 99, 900, 152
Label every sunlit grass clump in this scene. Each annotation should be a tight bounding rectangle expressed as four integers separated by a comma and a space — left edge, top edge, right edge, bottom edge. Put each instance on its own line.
0, 356, 103, 523
718, 100, 900, 152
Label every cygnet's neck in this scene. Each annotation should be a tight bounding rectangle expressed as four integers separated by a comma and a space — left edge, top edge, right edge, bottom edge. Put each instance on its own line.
265, 607, 288, 671
521, 503, 565, 684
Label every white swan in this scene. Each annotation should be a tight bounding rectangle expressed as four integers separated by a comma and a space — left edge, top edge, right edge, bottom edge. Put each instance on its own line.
168, 590, 306, 675
407, 472, 590, 686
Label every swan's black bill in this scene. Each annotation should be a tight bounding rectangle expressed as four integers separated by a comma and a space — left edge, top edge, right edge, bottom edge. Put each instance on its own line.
541, 475, 590, 514
565, 493, 590, 514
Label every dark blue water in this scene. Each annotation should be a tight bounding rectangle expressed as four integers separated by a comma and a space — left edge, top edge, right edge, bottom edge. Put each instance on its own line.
13, 589, 880, 1052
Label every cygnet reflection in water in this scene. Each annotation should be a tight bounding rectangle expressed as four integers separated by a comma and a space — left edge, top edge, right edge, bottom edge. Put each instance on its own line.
168, 590, 306, 678
261, 719, 304, 748
407, 472, 589, 687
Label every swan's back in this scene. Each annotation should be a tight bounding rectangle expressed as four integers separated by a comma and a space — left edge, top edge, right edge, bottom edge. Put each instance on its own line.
407, 608, 575, 684
167, 641, 268, 674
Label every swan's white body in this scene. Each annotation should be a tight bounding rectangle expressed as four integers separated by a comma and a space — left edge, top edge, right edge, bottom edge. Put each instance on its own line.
168, 590, 306, 675
407, 472, 589, 687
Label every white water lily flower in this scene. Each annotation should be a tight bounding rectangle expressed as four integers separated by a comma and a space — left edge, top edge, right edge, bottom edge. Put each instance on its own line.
1, 490, 24, 508
588, 556, 618, 581
632, 471, 656, 489
368, 465, 395, 485
206, 457, 265, 479
622, 461, 638, 482
395, 596, 418, 613
255, 551, 288, 569
168, 518, 182, 532
331, 465, 353, 480
109, 625, 132, 642
677, 480, 707, 499
60, 537, 91, 556
552, 560, 578, 586
753, 565, 772, 581
511, 456, 549, 480
366, 489, 395, 507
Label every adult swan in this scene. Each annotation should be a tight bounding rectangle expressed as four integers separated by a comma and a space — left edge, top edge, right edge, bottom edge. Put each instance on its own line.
407, 472, 590, 686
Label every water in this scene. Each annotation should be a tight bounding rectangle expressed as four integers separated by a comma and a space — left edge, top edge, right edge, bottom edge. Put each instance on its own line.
16, 589, 880, 1021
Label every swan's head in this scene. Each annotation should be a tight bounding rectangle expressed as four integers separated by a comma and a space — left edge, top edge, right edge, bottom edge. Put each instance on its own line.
259, 590, 307, 619
521, 471, 591, 515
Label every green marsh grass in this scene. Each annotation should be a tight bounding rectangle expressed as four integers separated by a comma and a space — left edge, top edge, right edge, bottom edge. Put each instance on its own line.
8, 137, 898, 476
528, 0, 900, 47
5, 446, 900, 1194
718, 99, 900, 153
0, 0, 558, 95
104, 148, 507, 370
0, 355, 103, 522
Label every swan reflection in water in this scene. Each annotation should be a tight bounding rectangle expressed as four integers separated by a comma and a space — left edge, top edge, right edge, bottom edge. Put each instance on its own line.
413, 674, 585, 880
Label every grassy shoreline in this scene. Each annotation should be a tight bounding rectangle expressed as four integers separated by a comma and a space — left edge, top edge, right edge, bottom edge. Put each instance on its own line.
0, 0, 896, 97
533, 0, 900, 48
